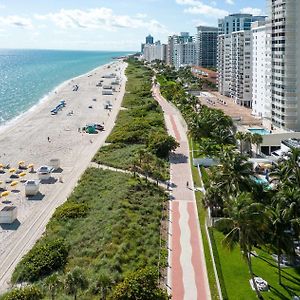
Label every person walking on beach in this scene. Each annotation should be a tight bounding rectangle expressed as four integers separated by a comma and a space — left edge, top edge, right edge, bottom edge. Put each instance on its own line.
186, 181, 189, 188
47, 137, 50, 143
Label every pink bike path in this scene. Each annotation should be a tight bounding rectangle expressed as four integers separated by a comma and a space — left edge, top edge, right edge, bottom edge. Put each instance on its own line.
153, 85, 211, 300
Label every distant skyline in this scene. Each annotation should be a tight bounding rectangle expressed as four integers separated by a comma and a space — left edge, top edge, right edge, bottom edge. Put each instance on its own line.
0, 0, 266, 51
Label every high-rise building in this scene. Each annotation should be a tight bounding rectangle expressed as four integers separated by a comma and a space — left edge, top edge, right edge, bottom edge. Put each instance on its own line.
143, 41, 167, 63
174, 42, 196, 69
167, 35, 177, 65
268, 0, 300, 131
167, 32, 196, 67
141, 34, 154, 54
218, 14, 267, 35
217, 34, 232, 96
251, 21, 272, 119
217, 13, 266, 108
146, 34, 154, 45
196, 26, 218, 67
230, 30, 253, 107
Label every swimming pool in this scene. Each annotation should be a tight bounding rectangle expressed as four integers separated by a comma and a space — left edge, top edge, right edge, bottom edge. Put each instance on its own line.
248, 128, 271, 135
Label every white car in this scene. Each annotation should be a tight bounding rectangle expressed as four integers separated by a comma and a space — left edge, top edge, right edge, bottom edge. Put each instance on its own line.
249, 277, 269, 291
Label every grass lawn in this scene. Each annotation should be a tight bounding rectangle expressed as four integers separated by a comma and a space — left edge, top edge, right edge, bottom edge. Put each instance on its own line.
12, 168, 168, 299
188, 137, 220, 300
212, 229, 300, 300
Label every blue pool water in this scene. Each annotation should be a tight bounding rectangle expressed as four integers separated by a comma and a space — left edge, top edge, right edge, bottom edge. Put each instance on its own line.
0, 49, 130, 126
248, 128, 271, 135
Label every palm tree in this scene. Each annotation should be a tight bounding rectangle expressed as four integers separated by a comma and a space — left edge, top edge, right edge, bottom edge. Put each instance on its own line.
64, 267, 89, 300
235, 132, 245, 154
267, 202, 294, 285
44, 273, 62, 300
217, 193, 267, 299
244, 132, 253, 155
213, 150, 254, 196
252, 133, 263, 157
270, 148, 300, 187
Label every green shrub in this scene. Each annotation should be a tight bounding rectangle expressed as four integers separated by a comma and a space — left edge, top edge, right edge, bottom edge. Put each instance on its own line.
0, 286, 43, 300
13, 239, 68, 283
53, 202, 88, 220
109, 267, 168, 300
147, 132, 179, 159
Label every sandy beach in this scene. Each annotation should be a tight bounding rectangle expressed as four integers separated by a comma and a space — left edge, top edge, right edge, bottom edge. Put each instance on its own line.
0, 59, 127, 292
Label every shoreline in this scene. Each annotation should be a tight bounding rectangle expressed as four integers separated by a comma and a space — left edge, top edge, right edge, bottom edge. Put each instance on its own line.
0, 59, 128, 292
0, 61, 115, 136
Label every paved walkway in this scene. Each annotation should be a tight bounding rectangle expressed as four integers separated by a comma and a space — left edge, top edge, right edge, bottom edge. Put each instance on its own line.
152, 85, 211, 300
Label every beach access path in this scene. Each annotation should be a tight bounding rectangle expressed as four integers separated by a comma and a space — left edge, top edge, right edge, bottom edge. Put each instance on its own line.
0, 61, 127, 292
152, 84, 211, 300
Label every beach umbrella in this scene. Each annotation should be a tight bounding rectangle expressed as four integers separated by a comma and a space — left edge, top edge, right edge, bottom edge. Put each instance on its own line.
19, 172, 26, 177
10, 181, 18, 187
9, 168, 16, 173
1, 191, 9, 198
18, 161, 25, 165
0, 163, 3, 168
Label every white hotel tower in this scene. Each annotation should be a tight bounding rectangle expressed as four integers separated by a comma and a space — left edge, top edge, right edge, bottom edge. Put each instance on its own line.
268, 0, 300, 131
251, 21, 272, 119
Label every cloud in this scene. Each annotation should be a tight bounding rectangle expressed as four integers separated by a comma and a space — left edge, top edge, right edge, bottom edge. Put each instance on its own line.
0, 15, 33, 28
225, 0, 234, 5
240, 7, 263, 15
34, 8, 167, 33
176, 0, 228, 18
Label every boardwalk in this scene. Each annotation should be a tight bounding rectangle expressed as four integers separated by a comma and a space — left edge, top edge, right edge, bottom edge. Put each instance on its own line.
152, 85, 211, 300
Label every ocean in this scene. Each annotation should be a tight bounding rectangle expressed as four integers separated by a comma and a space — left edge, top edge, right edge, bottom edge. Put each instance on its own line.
0, 49, 130, 126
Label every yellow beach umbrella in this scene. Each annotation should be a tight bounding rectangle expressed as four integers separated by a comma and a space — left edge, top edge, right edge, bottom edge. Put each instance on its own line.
19, 172, 26, 177
0, 163, 3, 168
18, 161, 25, 165
27, 164, 34, 168
10, 181, 18, 187
9, 168, 16, 173
1, 191, 9, 197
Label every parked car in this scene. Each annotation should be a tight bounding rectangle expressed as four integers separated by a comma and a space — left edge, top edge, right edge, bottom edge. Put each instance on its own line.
255, 277, 269, 291
249, 277, 268, 292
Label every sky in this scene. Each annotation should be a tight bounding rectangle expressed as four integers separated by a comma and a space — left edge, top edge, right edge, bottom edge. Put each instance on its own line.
0, 0, 266, 51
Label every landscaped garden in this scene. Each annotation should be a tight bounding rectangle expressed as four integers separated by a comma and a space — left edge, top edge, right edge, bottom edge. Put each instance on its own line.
156, 62, 300, 300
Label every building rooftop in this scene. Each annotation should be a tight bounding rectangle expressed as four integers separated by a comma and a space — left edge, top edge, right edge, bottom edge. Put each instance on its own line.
282, 139, 300, 150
